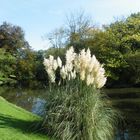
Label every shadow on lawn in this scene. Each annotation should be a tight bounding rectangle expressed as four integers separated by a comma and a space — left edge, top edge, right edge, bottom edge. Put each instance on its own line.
0, 113, 47, 135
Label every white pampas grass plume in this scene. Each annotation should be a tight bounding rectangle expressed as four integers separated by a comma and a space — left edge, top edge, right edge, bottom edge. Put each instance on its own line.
57, 57, 62, 68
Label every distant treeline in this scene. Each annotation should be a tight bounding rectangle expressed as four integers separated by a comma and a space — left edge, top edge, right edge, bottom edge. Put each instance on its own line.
0, 12, 140, 88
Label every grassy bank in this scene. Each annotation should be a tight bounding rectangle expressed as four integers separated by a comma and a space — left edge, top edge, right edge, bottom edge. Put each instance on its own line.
0, 96, 49, 140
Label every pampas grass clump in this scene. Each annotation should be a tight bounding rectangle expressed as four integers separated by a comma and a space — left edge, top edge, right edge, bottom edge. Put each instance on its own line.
42, 47, 119, 140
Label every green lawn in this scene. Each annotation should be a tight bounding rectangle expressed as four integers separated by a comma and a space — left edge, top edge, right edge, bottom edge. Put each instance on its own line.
0, 96, 49, 140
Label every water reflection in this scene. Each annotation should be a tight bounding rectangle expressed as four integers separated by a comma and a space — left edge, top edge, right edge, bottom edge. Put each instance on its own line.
0, 87, 140, 140
0, 87, 47, 116
32, 98, 46, 116
103, 88, 140, 140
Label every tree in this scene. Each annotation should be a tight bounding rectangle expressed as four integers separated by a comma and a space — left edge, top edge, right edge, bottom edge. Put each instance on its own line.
34, 50, 49, 86
125, 51, 140, 85
0, 48, 17, 85
46, 27, 66, 48
0, 22, 30, 54
105, 13, 140, 53
0, 22, 35, 86
44, 12, 140, 87
46, 11, 94, 51
65, 11, 93, 44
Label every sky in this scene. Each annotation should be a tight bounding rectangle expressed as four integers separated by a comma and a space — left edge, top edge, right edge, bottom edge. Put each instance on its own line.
0, 0, 140, 50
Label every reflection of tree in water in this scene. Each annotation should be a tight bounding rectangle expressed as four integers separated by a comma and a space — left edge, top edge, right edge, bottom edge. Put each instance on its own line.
32, 98, 46, 116
104, 88, 140, 140
118, 123, 127, 140
0, 87, 47, 116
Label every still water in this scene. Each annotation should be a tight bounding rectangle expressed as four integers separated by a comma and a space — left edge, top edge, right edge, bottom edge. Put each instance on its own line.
103, 88, 140, 140
0, 87, 48, 116
0, 87, 140, 140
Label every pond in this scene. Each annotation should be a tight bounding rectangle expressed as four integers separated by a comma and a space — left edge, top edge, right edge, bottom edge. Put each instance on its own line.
0, 87, 140, 140
0, 87, 48, 116
103, 88, 140, 140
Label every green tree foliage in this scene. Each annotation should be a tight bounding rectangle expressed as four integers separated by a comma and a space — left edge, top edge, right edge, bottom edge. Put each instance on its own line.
16, 50, 35, 81
83, 30, 129, 85
105, 13, 140, 53
125, 51, 140, 85
46, 12, 140, 87
1, 12, 140, 87
33, 50, 49, 86
0, 22, 36, 86
0, 48, 16, 85
102, 13, 140, 86
0, 22, 30, 53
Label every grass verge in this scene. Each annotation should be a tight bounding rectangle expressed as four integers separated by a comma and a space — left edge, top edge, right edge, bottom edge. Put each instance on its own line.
0, 96, 49, 140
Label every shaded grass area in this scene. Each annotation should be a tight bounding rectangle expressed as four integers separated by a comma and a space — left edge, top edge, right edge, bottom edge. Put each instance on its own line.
0, 96, 49, 140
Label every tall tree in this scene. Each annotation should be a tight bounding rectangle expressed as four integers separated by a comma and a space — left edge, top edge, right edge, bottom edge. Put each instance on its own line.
47, 27, 66, 48
0, 22, 30, 54
65, 11, 93, 44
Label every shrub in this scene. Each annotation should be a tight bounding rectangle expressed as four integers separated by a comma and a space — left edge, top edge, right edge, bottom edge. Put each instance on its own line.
42, 47, 119, 140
